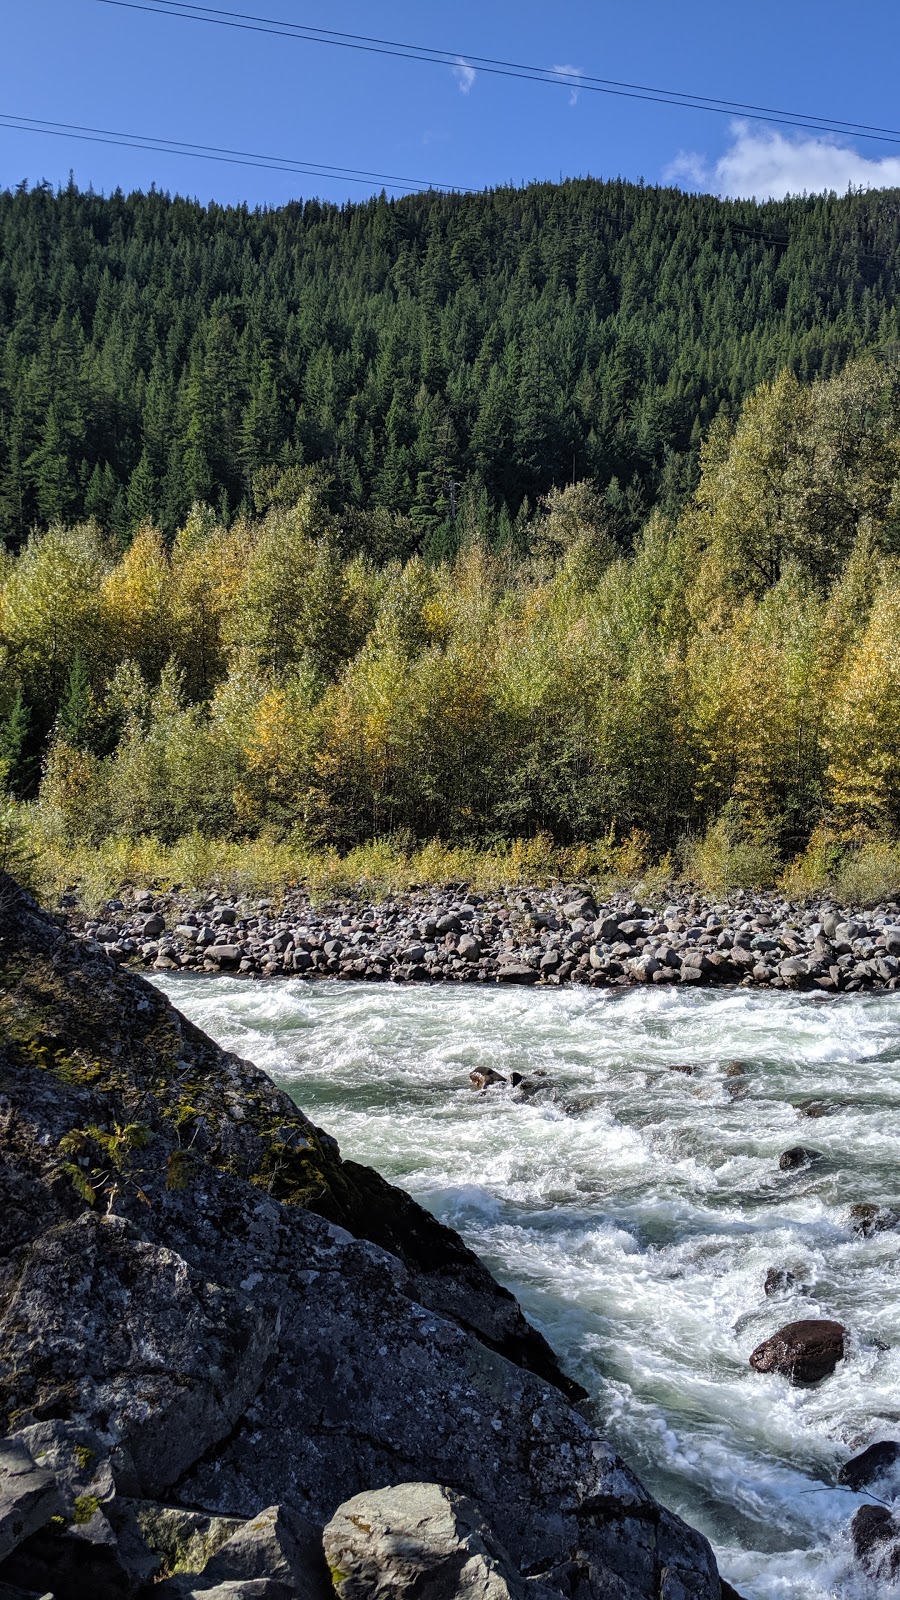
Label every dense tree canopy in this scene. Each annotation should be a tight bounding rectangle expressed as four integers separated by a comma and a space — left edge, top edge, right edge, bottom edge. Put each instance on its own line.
2, 176, 900, 548
3, 357, 900, 868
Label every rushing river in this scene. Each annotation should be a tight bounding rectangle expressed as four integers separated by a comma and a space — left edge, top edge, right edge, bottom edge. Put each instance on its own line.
152, 977, 900, 1600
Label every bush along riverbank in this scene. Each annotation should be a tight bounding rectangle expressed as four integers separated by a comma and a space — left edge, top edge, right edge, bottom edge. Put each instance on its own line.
62, 883, 900, 993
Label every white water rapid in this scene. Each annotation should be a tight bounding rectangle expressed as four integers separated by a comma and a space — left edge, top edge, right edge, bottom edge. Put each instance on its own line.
152, 977, 900, 1600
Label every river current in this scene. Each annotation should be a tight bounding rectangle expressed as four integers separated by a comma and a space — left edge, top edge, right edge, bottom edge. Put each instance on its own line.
152, 977, 900, 1600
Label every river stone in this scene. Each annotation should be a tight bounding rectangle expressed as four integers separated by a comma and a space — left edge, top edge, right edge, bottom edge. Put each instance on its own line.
495, 963, 539, 985
323, 1483, 526, 1600
563, 897, 596, 922
778, 1147, 823, 1171
207, 944, 243, 966
749, 1320, 846, 1384
850, 1504, 900, 1579
763, 1268, 797, 1297
838, 1441, 900, 1489
794, 1099, 836, 1118
0, 1440, 62, 1564
469, 1068, 506, 1090
849, 1203, 899, 1237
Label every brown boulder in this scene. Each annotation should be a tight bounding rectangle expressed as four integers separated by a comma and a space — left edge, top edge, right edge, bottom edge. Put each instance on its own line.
778, 1146, 822, 1171
749, 1320, 845, 1384
469, 1068, 507, 1090
851, 1504, 900, 1580
849, 1203, 899, 1237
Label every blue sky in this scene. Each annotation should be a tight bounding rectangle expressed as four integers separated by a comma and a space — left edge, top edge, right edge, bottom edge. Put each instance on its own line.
3, 0, 900, 207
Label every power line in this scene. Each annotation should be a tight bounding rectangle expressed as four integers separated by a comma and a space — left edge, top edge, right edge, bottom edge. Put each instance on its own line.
95, 0, 900, 149
0, 113, 472, 194
124, 0, 900, 142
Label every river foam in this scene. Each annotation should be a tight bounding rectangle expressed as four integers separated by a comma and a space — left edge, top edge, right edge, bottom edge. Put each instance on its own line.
152, 977, 900, 1600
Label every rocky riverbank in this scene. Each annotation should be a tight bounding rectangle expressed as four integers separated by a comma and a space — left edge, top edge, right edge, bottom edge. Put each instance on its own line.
0, 872, 742, 1600
63, 882, 900, 993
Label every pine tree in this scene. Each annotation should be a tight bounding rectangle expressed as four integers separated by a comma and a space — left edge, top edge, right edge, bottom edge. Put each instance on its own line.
56, 654, 95, 750
0, 687, 31, 794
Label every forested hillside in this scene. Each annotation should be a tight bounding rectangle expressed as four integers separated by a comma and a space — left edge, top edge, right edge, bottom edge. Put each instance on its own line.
2, 177, 900, 548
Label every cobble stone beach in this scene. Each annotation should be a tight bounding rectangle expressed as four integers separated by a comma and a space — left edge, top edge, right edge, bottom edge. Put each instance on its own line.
64, 884, 900, 993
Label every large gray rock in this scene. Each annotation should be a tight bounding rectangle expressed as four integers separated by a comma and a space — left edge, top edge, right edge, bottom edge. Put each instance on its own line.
157, 1503, 328, 1598
0, 1440, 61, 1563
323, 1482, 525, 1600
175, 1215, 720, 1599
0, 1212, 275, 1497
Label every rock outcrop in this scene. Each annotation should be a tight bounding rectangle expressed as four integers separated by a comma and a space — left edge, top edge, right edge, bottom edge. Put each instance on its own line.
0, 873, 731, 1599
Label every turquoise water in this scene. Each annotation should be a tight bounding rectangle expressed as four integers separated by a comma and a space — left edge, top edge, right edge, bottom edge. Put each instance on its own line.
153, 977, 900, 1600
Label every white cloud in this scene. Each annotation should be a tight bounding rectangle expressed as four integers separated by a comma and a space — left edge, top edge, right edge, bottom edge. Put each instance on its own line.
452, 57, 476, 95
552, 64, 583, 107
664, 120, 900, 199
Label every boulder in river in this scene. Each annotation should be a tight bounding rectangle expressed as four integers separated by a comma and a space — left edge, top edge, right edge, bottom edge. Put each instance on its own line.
778, 1146, 823, 1171
469, 1067, 507, 1090
749, 1319, 846, 1384
763, 1268, 798, 1297
838, 1440, 900, 1489
850, 1504, 900, 1581
849, 1202, 899, 1237
794, 1099, 837, 1118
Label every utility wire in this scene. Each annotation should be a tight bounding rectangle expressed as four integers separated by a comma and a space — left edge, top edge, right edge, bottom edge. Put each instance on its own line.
95, 0, 900, 148
0, 113, 472, 193
122, 0, 900, 142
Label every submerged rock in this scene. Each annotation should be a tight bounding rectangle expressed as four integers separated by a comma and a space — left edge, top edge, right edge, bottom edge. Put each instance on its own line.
749, 1320, 846, 1384
849, 1202, 899, 1237
763, 1268, 798, 1297
778, 1146, 823, 1171
794, 1099, 837, 1119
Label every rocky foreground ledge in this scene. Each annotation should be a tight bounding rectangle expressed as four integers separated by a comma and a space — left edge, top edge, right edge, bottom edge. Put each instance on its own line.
0, 873, 742, 1600
66, 882, 900, 993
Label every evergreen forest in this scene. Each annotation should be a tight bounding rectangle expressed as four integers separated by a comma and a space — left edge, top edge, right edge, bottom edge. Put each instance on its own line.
2, 177, 900, 550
